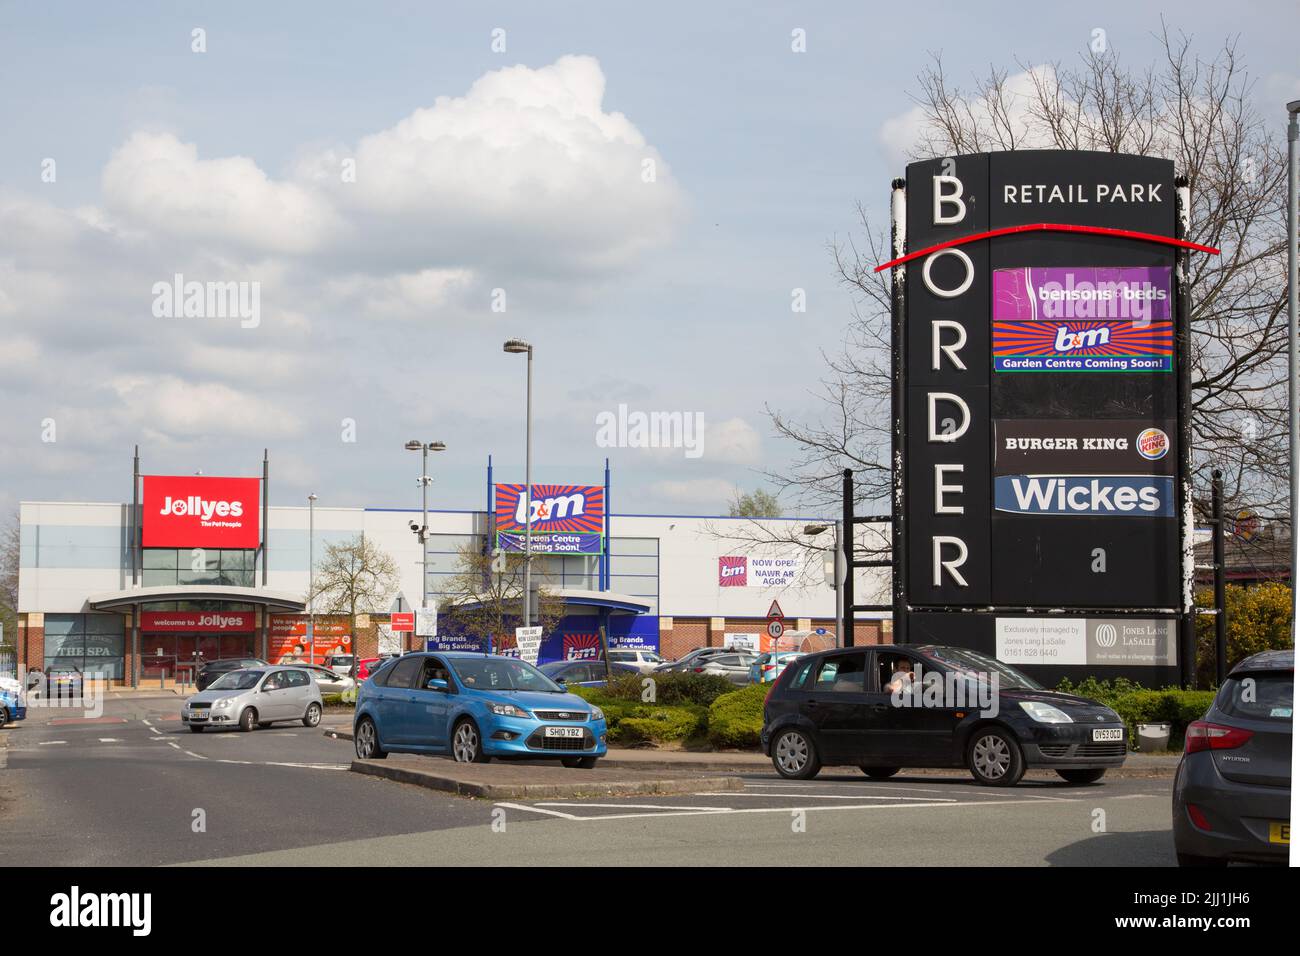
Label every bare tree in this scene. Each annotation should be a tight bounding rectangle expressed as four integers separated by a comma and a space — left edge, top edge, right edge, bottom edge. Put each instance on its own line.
309, 535, 401, 637
775, 26, 1291, 532
438, 544, 565, 650
0, 510, 18, 648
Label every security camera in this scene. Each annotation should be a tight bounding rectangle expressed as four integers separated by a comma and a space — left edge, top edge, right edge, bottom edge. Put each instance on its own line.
408, 521, 419, 532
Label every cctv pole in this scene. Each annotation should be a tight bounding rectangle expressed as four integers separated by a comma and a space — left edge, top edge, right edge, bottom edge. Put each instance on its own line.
524, 347, 533, 628
421, 443, 429, 621
308, 494, 316, 665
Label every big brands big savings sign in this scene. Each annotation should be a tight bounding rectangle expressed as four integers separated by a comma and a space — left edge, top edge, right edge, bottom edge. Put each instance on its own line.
886, 150, 1218, 672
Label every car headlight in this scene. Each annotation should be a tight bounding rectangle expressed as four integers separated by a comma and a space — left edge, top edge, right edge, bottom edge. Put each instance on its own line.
214, 698, 234, 709
588, 706, 604, 722
489, 703, 531, 719
1018, 701, 1073, 723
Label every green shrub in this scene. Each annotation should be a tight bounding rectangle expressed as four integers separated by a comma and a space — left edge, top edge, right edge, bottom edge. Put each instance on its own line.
1053, 676, 1145, 708
1109, 688, 1216, 750
596, 671, 737, 707
707, 683, 769, 750
1195, 583, 1293, 688
565, 686, 706, 744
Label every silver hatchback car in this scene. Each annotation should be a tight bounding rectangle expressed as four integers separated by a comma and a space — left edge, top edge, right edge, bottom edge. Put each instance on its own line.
182, 667, 323, 733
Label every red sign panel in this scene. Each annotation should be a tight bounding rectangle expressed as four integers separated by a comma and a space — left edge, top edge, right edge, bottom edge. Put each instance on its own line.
142, 475, 260, 548
140, 611, 256, 632
390, 612, 415, 632
718, 556, 747, 587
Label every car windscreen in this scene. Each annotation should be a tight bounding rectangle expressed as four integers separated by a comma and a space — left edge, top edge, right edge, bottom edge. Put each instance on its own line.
209, 670, 264, 691
1216, 672, 1293, 722
914, 646, 1042, 691
449, 657, 563, 693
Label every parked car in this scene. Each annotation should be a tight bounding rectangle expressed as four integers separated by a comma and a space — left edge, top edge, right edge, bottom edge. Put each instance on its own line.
195, 657, 269, 691
693, 652, 758, 685
654, 647, 736, 673
353, 652, 608, 768
302, 664, 356, 697
353, 655, 397, 681
750, 651, 806, 684
182, 667, 323, 733
606, 648, 666, 674
322, 654, 355, 678
761, 644, 1127, 786
1172, 648, 1292, 866
541, 659, 640, 687
0, 681, 26, 726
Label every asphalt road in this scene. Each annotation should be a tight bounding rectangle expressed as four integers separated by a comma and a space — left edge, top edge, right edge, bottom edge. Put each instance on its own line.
0, 695, 1178, 866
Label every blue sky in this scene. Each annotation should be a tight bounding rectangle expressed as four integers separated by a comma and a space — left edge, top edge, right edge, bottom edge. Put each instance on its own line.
1, 1, 1296, 518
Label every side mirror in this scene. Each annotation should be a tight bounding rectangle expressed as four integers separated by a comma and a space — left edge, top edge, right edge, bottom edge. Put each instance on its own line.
426, 678, 449, 692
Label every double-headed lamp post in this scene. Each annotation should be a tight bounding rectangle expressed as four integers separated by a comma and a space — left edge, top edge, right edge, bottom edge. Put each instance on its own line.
307, 494, 317, 664
805, 523, 844, 647
404, 440, 447, 636
503, 339, 535, 627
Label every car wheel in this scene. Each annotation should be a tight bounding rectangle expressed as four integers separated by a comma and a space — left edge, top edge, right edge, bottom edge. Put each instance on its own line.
239, 708, 257, 732
1177, 851, 1228, 867
257, 721, 273, 729
303, 702, 322, 727
1056, 768, 1107, 784
772, 728, 821, 780
860, 766, 901, 779
451, 718, 490, 763
354, 717, 386, 760
0, 706, 9, 726
189, 725, 204, 734
967, 727, 1025, 787
562, 756, 598, 769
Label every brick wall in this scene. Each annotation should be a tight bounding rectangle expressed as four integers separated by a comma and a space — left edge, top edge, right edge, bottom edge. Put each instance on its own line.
659, 616, 889, 657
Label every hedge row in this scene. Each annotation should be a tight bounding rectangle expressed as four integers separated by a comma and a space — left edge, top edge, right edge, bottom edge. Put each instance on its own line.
1056, 677, 1216, 750
569, 682, 766, 748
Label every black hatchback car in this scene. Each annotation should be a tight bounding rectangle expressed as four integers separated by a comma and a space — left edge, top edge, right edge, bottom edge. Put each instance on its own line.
195, 657, 268, 691
1172, 648, 1292, 866
760, 644, 1127, 786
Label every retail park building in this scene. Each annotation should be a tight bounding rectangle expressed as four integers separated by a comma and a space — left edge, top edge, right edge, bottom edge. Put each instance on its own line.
14, 464, 889, 686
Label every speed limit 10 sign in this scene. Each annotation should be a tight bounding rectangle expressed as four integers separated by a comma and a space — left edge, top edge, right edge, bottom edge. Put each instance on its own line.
767, 620, 784, 640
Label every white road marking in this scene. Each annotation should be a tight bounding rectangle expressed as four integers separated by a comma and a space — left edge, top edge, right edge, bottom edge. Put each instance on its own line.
98, 738, 122, 743
498, 796, 1084, 823
693, 791, 956, 802
536, 802, 732, 811
38, 740, 67, 746
141, 719, 152, 727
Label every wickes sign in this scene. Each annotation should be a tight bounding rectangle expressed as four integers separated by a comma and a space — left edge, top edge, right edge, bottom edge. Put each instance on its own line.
894, 150, 1198, 679
142, 475, 261, 549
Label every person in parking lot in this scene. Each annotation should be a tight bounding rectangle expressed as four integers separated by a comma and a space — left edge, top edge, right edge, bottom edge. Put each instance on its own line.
885, 657, 915, 695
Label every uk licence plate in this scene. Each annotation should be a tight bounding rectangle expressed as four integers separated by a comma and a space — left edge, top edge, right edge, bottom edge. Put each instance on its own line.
1269, 822, 1290, 845
544, 726, 584, 739
1092, 728, 1124, 742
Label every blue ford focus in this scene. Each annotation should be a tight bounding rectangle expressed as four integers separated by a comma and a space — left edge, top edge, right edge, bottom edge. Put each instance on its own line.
353, 651, 608, 767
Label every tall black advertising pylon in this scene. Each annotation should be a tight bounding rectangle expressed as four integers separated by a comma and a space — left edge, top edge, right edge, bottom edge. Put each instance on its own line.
846, 151, 1219, 687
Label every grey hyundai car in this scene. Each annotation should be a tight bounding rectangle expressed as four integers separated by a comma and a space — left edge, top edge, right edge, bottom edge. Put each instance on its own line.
182, 666, 323, 733
1172, 649, 1292, 866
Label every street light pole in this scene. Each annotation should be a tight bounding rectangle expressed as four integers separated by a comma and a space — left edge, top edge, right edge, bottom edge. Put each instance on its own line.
1288, 101, 1300, 630
504, 340, 535, 627
307, 493, 317, 665
405, 440, 447, 649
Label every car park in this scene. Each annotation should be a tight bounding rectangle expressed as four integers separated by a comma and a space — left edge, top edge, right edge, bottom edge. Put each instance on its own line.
652, 647, 734, 673
0, 679, 26, 725
761, 644, 1127, 786
302, 663, 356, 696
692, 652, 758, 685
182, 667, 323, 733
322, 654, 355, 677
353, 651, 608, 767
750, 651, 805, 684
541, 659, 640, 687
1172, 649, 1292, 866
195, 657, 269, 691
606, 648, 666, 674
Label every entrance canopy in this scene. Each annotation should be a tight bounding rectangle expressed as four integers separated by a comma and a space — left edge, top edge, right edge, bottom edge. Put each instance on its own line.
86, 585, 305, 612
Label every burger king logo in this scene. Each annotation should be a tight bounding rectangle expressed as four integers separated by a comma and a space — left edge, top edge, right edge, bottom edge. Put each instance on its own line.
1136, 428, 1169, 461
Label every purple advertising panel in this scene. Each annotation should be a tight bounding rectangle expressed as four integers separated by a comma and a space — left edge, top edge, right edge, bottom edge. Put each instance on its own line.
992, 266, 1172, 323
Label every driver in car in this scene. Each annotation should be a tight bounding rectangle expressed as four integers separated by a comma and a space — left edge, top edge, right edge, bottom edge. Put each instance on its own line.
884, 658, 915, 696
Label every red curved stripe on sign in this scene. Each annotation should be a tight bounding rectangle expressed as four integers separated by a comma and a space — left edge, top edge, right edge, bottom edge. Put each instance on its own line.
873, 222, 1221, 273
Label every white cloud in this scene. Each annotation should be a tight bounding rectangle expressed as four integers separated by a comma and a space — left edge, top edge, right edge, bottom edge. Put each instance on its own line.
649, 478, 739, 509
108, 375, 303, 438
704, 416, 762, 464
102, 132, 340, 255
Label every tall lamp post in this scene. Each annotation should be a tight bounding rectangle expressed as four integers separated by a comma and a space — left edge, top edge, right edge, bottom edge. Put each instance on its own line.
1287, 100, 1300, 631
307, 494, 317, 664
805, 523, 844, 647
503, 339, 535, 627
404, 440, 447, 643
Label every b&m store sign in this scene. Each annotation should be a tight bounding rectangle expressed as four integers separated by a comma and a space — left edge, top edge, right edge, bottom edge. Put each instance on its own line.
494, 484, 604, 554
